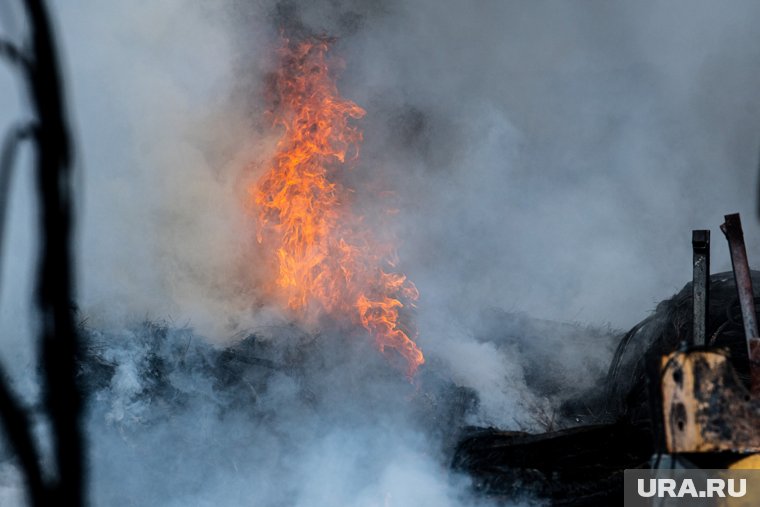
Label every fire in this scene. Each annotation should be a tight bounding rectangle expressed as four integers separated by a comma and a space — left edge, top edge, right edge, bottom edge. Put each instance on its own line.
251, 37, 424, 375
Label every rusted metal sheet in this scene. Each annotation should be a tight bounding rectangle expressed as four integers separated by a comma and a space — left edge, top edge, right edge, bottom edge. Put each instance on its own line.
661, 350, 760, 453
720, 213, 760, 393
692, 230, 710, 346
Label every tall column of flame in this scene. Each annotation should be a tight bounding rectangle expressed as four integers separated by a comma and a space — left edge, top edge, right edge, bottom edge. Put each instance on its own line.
251, 37, 424, 376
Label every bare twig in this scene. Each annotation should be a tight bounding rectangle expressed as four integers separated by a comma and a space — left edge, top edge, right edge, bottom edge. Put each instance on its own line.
0, 38, 30, 67
0, 364, 45, 506
0, 122, 36, 282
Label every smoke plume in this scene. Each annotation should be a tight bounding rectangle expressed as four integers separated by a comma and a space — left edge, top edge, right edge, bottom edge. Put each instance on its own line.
3, 0, 760, 505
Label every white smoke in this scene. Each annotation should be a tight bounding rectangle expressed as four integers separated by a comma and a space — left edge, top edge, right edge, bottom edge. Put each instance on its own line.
3, 0, 760, 505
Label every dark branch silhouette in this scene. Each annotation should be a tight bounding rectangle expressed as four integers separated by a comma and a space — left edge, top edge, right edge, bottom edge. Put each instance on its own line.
0, 1, 85, 506
0, 123, 36, 278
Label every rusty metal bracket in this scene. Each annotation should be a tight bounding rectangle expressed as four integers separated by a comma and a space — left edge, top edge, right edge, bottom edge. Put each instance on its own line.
692, 230, 710, 346
720, 213, 760, 393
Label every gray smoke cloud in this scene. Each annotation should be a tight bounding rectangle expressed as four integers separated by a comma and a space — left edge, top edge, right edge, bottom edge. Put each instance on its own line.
2, 0, 760, 505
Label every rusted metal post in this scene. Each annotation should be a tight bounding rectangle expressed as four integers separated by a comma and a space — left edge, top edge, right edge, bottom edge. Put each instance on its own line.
720, 213, 760, 393
691, 230, 710, 346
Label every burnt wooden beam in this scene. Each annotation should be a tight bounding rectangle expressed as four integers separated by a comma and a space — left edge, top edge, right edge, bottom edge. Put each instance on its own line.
692, 230, 710, 346
720, 213, 760, 393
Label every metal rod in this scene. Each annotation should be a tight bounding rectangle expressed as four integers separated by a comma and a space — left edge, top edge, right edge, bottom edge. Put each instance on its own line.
720, 213, 760, 393
692, 230, 710, 346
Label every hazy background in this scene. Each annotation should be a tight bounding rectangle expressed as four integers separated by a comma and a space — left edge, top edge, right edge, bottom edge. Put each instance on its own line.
51, 0, 760, 334
2, 0, 760, 505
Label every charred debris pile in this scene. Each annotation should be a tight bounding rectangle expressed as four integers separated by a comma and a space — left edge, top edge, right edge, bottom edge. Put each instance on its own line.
76, 214, 760, 505
77, 321, 477, 447
76, 315, 614, 452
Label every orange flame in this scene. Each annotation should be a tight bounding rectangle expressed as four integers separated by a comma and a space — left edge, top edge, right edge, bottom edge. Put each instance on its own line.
250, 37, 424, 375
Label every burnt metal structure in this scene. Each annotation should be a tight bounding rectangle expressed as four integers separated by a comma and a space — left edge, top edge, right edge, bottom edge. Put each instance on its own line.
660, 213, 760, 454
691, 230, 710, 346
720, 213, 760, 392
454, 215, 760, 505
